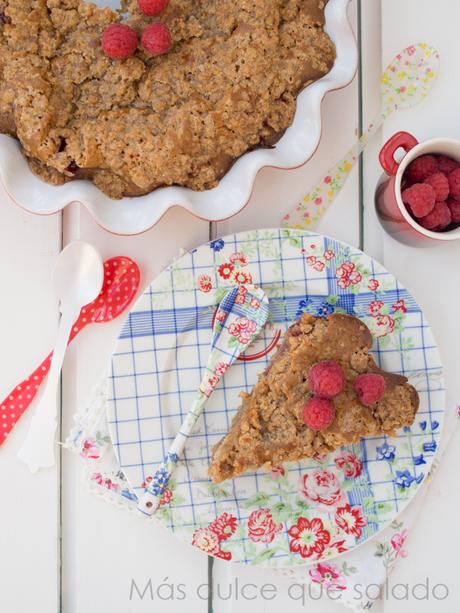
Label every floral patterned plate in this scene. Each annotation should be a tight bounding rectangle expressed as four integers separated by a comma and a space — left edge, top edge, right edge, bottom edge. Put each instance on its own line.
106, 229, 445, 567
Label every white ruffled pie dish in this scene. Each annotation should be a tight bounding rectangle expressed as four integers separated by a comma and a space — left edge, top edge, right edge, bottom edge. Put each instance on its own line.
0, 0, 357, 235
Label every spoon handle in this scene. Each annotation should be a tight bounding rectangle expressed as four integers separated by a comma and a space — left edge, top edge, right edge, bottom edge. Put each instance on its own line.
0, 352, 53, 446
136, 285, 269, 516
17, 304, 80, 472
282, 110, 387, 230
137, 372, 216, 516
0, 320, 89, 447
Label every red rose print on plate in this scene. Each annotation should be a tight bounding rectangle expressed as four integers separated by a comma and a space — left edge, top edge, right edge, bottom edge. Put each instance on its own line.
299, 469, 346, 509
197, 274, 213, 293
247, 508, 283, 544
368, 278, 379, 291
229, 252, 248, 267
218, 263, 234, 279
336, 261, 362, 289
288, 517, 331, 559
192, 512, 238, 560
270, 464, 286, 478
209, 512, 238, 542
369, 314, 395, 338
334, 504, 367, 538
192, 528, 220, 555
348, 271, 362, 284
368, 299, 384, 316
232, 270, 253, 285
392, 299, 407, 313
334, 451, 363, 478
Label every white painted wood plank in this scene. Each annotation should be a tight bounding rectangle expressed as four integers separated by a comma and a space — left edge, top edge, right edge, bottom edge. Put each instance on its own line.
360, 0, 384, 261
211, 3, 382, 612
60, 204, 210, 613
0, 187, 61, 612
364, 1, 460, 611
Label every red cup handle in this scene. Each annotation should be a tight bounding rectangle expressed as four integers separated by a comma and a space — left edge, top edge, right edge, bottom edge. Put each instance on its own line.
379, 131, 419, 176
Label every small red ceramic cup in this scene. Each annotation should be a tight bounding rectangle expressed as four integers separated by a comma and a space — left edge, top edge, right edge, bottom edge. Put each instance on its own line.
375, 131, 460, 246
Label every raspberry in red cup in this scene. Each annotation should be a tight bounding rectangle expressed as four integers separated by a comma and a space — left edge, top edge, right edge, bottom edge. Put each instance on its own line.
448, 167, 460, 199
447, 197, 460, 224
402, 183, 435, 218
424, 172, 449, 201
438, 155, 460, 175
406, 154, 438, 182
418, 201, 452, 230
400, 151, 460, 232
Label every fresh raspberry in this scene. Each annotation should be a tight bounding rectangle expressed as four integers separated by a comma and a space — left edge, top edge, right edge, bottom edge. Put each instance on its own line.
102, 23, 138, 59
418, 201, 452, 230
424, 172, 449, 201
448, 167, 460, 199
437, 154, 460, 175
303, 397, 335, 431
354, 373, 386, 407
401, 183, 435, 218
308, 360, 345, 398
137, 0, 169, 16
406, 155, 438, 182
141, 22, 172, 56
446, 197, 460, 224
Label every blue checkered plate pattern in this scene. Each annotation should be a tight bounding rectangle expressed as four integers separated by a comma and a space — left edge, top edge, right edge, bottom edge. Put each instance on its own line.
106, 229, 445, 568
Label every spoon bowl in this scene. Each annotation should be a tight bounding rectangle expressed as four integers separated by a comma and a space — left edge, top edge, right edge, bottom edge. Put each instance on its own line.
381, 44, 440, 112
69, 256, 141, 340
54, 242, 104, 308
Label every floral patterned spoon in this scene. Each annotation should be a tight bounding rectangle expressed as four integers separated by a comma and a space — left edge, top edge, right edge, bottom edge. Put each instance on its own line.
282, 43, 440, 230
137, 284, 269, 516
0, 256, 140, 447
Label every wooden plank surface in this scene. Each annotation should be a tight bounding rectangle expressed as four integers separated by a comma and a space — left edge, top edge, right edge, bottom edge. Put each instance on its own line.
212, 2, 367, 610
0, 187, 62, 612
61, 204, 210, 613
379, 2, 460, 611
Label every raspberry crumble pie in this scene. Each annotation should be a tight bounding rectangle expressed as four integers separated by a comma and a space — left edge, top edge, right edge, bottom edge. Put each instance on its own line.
0, 0, 335, 198
209, 313, 419, 483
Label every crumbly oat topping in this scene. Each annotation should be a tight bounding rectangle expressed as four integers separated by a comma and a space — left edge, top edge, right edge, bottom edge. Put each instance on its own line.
209, 314, 419, 483
0, 0, 335, 198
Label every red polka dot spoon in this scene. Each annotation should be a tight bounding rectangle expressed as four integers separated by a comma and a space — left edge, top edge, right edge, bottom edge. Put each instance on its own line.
0, 256, 140, 447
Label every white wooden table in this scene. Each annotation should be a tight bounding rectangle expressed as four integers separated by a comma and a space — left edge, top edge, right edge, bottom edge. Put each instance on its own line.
1, 1, 459, 611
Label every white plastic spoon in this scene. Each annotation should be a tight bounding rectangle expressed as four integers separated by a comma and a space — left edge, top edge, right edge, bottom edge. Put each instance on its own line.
282, 43, 440, 229
18, 242, 103, 473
